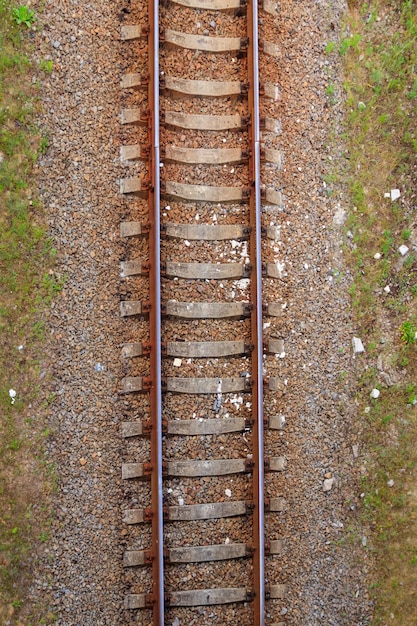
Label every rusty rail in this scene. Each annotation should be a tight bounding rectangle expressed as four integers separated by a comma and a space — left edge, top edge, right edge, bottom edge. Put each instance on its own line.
248, 0, 265, 623
148, 0, 164, 622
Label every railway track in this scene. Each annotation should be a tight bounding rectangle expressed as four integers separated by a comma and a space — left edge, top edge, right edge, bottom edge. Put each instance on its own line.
118, 0, 285, 623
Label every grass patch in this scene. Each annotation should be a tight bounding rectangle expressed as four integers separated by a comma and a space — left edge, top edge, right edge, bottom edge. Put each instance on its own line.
0, 0, 58, 622
336, 0, 417, 622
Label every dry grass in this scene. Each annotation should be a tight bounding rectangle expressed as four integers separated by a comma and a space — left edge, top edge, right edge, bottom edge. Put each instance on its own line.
0, 1, 58, 622
336, 0, 417, 622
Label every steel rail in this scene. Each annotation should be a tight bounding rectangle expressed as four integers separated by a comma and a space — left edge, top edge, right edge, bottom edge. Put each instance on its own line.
148, 0, 164, 621
247, 0, 265, 623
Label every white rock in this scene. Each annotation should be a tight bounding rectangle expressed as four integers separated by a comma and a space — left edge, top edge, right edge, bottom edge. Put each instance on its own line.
352, 337, 365, 354
387, 479, 394, 487
364, 406, 370, 413
384, 285, 391, 293
178, 497, 184, 506
374, 252, 381, 259
362, 536, 367, 547
173, 358, 182, 367
225, 488, 232, 497
323, 478, 335, 492
9, 389, 17, 404
370, 388, 380, 399
352, 444, 359, 458
398, 244, 409, 256
333, 205, 347, 225
390, 189, 401, 201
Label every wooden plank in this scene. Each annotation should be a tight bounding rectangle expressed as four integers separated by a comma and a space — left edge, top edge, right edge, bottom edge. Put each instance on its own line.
121, 73, 142, 89
123, 550, 145, 567
165, 223, 246, 240
165, 181, 243, 202
263, 0, 279, 15
268, 456, 286, 471
124, 594, 146, 609
121, 25, 142, 40
268, 339, 284, 354
120, 221, 142, 237
166, 262, 245, 280
123, 509, 144, 524
265, 225, 280, 240
168, 500, 246, 521
264, 82, 280, 100
264, 117, 281, 134
120, 144, 143, 162
165, 76, 241, 97
269, 539, 284, 555
171, 0, 241, 10
269, 497, 285, 512
120, 108, 142, 125
122, 421, 143, 438
122, 463, 144, 479
263, 148, 282, 165
120, 177, 142, 194
269, 584, 287, 599
120, 301, 142, 317
167, 417, 245, 435
167, 458, 247, 477
169, 587, 247, 607
121, 376, 143, 393
120, 260, 143, 277
121, 342, 143, 358
262, 41, 280, 57
266, 263, 284, 279
165, 301, 248, 319
165, 29, 240, 52
170, 543, 246, 563
166, 377, 248, 394
269, 414, 285, 430
165, 145, 242, 164
265, 188, 282, 206
166, 340, 245, 358
165, 111, 241, 130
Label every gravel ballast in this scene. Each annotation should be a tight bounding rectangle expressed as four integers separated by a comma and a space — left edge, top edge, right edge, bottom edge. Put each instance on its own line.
27, 0, 373, 624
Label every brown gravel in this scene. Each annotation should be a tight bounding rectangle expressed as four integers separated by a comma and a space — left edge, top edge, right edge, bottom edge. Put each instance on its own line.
24, 0, 373, 624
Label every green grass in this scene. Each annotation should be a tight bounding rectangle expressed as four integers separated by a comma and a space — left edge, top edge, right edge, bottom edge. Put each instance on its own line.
0, 0, 57, 622
336, 0, 417, 622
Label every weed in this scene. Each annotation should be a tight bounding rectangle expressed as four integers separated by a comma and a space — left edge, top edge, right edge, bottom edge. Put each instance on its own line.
38, 134, 49, 154
39, 58, 53, 73
340, 33, 361, 56
325, 41, 336, 54
401, 228, 411, 241
400, 321, 417, 345
405, 383, 416, 405
12, 5, 36, 27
